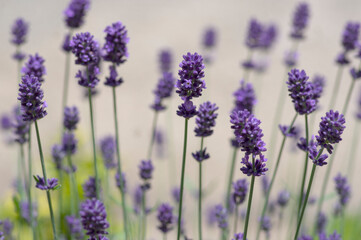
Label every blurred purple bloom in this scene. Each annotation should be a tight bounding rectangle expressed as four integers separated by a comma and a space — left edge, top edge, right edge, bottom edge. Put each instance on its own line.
80, 198, 109, 238
290, 2, 310, 39
356, 86, 361, 119
13, 52, 26, 61
279, 125, 298, 138
20, 201, 38, 225
312, 75, 326, 100
99, 136, 117, 169
1, 219, 13, 237
319, 231, 341, 240
157, 203, 175, 233
115, 172, 127, 192
159, 49, 172, 73
298, 235, 313, 240
52, 144, 65, 170
103, 22, 129, 65
341, 22, 360, 51
64, 106, 80, 131
22, 53, 46, 82
13, 114, 29, 144
151, 72, 175, 111
350, 67, 361, 80
261, 175, 269, 197
70, 32, 99, 66
104, 66, 123, 87
233, 80, 257, 113
66, 215, 84, 240
232, 179, 248, 205
195, 101, 218, 137
76, 64, 100, 88
171, 187, 180, 203
277, 190, 290, 207
233, 233, 247, 240
242, 59, 256, 70
334, 173, 350, 206
316, 212, 327, 234
62, 132, 77, 155
213, 204, 228, 230
192, 148, 210, 162
83, 177, 101, 199
284, 50, 299, 67
260, 216, 271, 233
241, 154, 268, 177
0, 114, 12, 131
335, 52, 350, 65
35, 175, 59, 191
64, 0, 90, 29
18, 75, 47, 122
62, 34, 72, 52
297, 135, 315, 152
11, 18, 28, 45
203, 27, 217, 49
245, 19, 263, 49
139, 160, 154, 181
308, 139, 328, 166
259, 24, 278, 50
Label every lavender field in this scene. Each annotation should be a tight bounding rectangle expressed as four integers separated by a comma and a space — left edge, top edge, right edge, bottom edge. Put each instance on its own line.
0, 0, 361, 240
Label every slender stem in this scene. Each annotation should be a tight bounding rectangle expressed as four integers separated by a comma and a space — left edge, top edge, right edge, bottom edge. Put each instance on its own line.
141, 190, 147, 240
347, 122, 360, 181
163, 233, 167, 240
225, 147, 238, 211
66, 152, 79, 215
234, 205, 239, 234
147, 111, 159, 159
256, 113, 298, 240
34, 120, 57, 240
176, 118, 189, 240
342, 78, 356, 115
112, 86, 129, 239
61, 31, 72, 116
16, 46, 22, 85
19, 144, 28, 198
198, 137, 204, 240
329, 66, 344, 110
27, 127, 36, 240
58, 169, 63, 234
87, 86, 100, 199
297, 114, 309, 217
294, 148, 324, 240
243, 156, 256, 240
340, 209, 345, 237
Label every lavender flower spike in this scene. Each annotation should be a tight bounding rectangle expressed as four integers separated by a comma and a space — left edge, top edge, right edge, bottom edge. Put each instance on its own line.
66, 215, 84, 240
233, 80, 257, 113
176, 100, 197, 119
83, 177, 101, 199
213, 204, 228, 230
64, 106, 80, 131
232, 179, 248, 205
103, 21, 129, 65
290, 2, 310, 40
62, 132, 77, 155
11, 18, 28, 45
194, 101, 219, 137
104, 66, 123, 87
22, 54, 47, 82
100, 136, 117, 169
151, 72, 175, 111
52, 144, 65, 170
70, 32, 99, 66
159, 49, 172, 73
157, 203, 175, 233
35, 175, 59, 191
115, 172, 127, 192
245, 19, 263, 49
233, 233, 247, 240
203, 27, 217, 49
334, 173, 350, 206
64, 0, 90, 29
139, 160, 154, 181
80, 198, 109, 239
18, 75, 47, 122
341, 22, 360, 52
62, 34, 72, 52
13, 114, 29, 144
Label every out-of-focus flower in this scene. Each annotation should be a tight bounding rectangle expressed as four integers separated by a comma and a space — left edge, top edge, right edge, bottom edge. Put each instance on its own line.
34, 176, 59, 191
83, 177, 101, 199
64, 106, 79, 131
64, 0, 90, 29
157, 203, 175, 233
103, 22, 129, 65
159, 49, 172, 73
11, 18, 28, 45
232, 179, 248, 205
233, 80, 257, 113
100, 136, 117, 169
66, 215, 84, 240
22, 54, 46, 82
290, 2, 310, 40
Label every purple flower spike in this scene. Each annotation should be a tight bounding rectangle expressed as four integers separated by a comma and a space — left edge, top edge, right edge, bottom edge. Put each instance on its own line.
260, 216, 271, 233
22, 54, 47, 82
83, 177, 101, 199
241, 154, 268, 176
176, 52, 205, 100
233, 233, 247, 240
104, 66, 123, 87
287, 69, 317, 115
350, 67, 361, 80
319, 231, 341, 240
103, 22, 129, 65
336, 52, 350, 65
356, 86, 361, 120
159, 49, 172, 73
62, 34, 72, 52
13, 52, 26, 61
177, 100, 197, 119
213, 204, 228, 230
115, 172, 127, 192
308, 140, 328, 166
232, 179, 248, 205
192, 148, 210, 162
290, 2, 310, 40
279, 125, 298, 138
230, 109, 267, 156
11, 18, 28, 45
64, 0, 90, 29
334, 173, 350, 206
233, 80, 257, 113
312, 75, 326, 100
100, 136, 117, 169
70, 32, 99, 66
171, 187, 180, 203
13, 113, 29, 144
20, 201, 38, 225
35, 175, 59, 191
316, 110, 346, 154
195, 101, 219, 137
341, 22, 360, 52
151, 72, 175, 111
76, 64, 100, 88
139, 160, 154, 181
64, 106, 79, 131
1, 114, 12, 131
80, 198, 109, 238
245, 19, 263, 49
157, 203, 175, 233
203, 27, 217, 49
284, 50, 299, 67
298, 235, 313, 240
297, 135, 315, 152
316, 212, 327, 234
18, 75, 47, 122
62, 132, 77, 155
277, 190, 290, 207
52, 144, 65, 170
259, 24, 278, 50
66, 215, 84, 240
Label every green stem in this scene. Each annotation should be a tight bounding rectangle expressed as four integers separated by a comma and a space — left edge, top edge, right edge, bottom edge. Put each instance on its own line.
329, 66, 344, 109
20, 144, 28, 197
198, 137, 204, 240
141, 190, 147, 240
61, 31, 72, 115
27, 127, 36, 240
176, 118, 189, 240
234, 205, 239, 234
243, 156, 256, 240
112, 86, 129, 239
225, 147, 238, 211
147, 111, 159, 159
347, 122, 360, 181
58, 169, 63, 235
297, 114, 309, 218
66, 152, 79, 215
294, 148, 324, 240
256, 113, 298, 240
342, 77, 356, 115
34, 120, 57, 240
163, 233, 167, 240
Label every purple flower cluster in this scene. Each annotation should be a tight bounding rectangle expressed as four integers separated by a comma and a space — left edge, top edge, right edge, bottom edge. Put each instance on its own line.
334, 173, 350, 206
22, 54, 46, 82
115, 172, 127, 192
83, 177, 101, 199
70, 32, 99, 66
240, 154, 268, 176
11, 18, 28, 45
80, 198, 109, 239
233, 80, 257, 113
64, 106, 79, 131
103, 22, 129, 65
20, 201, 38, 225
104, 66, 123, 87
159, 49, 172, 73
312, 75, 326, 101
308, 139, 328, 166
212, 204, 228, 230
233, 233, 246, 240
316, 212, 328, 234
177, 100, 197, 119
203, 27, 217, 49
284, 50, 299, 67
35, 175, 59, 191
279, 125, 298, 138
245, 19, 263, 49
277, 190, 290, 207
62, 34, 72, 52
316, 110, 346, 154
64, 0, 90, 29
13, 113, 29, 144
192, 148, 210, 162
232, 179, 248, 205
319, 231, 342, 240
157, 203, 175, 233
100, 136, 117, 169
287, 69, 317, 115
260, 216, 271, 233
194, 101, 218, 137
259, 24, 278, 50
336, 22, 360, 65
76, 64, 100, 88
18, 75, 47, 122
52, 144, 65, 170
151, 72, 175, 111
66, 215, 84, 240
290, 2, 310, 40
139, 160, 154, 181
62, 132, 77, 155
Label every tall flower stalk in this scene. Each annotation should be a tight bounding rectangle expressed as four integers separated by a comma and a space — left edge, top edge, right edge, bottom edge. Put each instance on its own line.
175, 52, 205, 240
294, 110, 346, 239
18, 74, 58, 239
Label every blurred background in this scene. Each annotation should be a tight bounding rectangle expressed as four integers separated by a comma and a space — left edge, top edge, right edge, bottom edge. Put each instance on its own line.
1, 0, 361, 239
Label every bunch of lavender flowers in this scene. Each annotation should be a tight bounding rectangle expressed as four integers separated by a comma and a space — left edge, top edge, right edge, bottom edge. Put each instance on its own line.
100, 136, 117, 169
336, 22, 360, 65
66, 216, 84, 240
245, 19, 263, 49
159, 49, 172, 73
259, 24, 278, 51
11, 18, 28, 46
64, 0, 90, 29
70, 32, 99, 67
232, 179, 248, 205
115, 172, 127, 192
83, 177, 101, 199
13, 113, 29, 145
157, 203, 175, 234
151, 72, 175, 111
233, 80, 257, 113
103, 21, 129, 65
334, 173, 350, 207
290, 2, 310, 40
20, 201, 38, 225
319, 231, 342, 240
64, 106, 79, 131
22, 53, 46, 82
